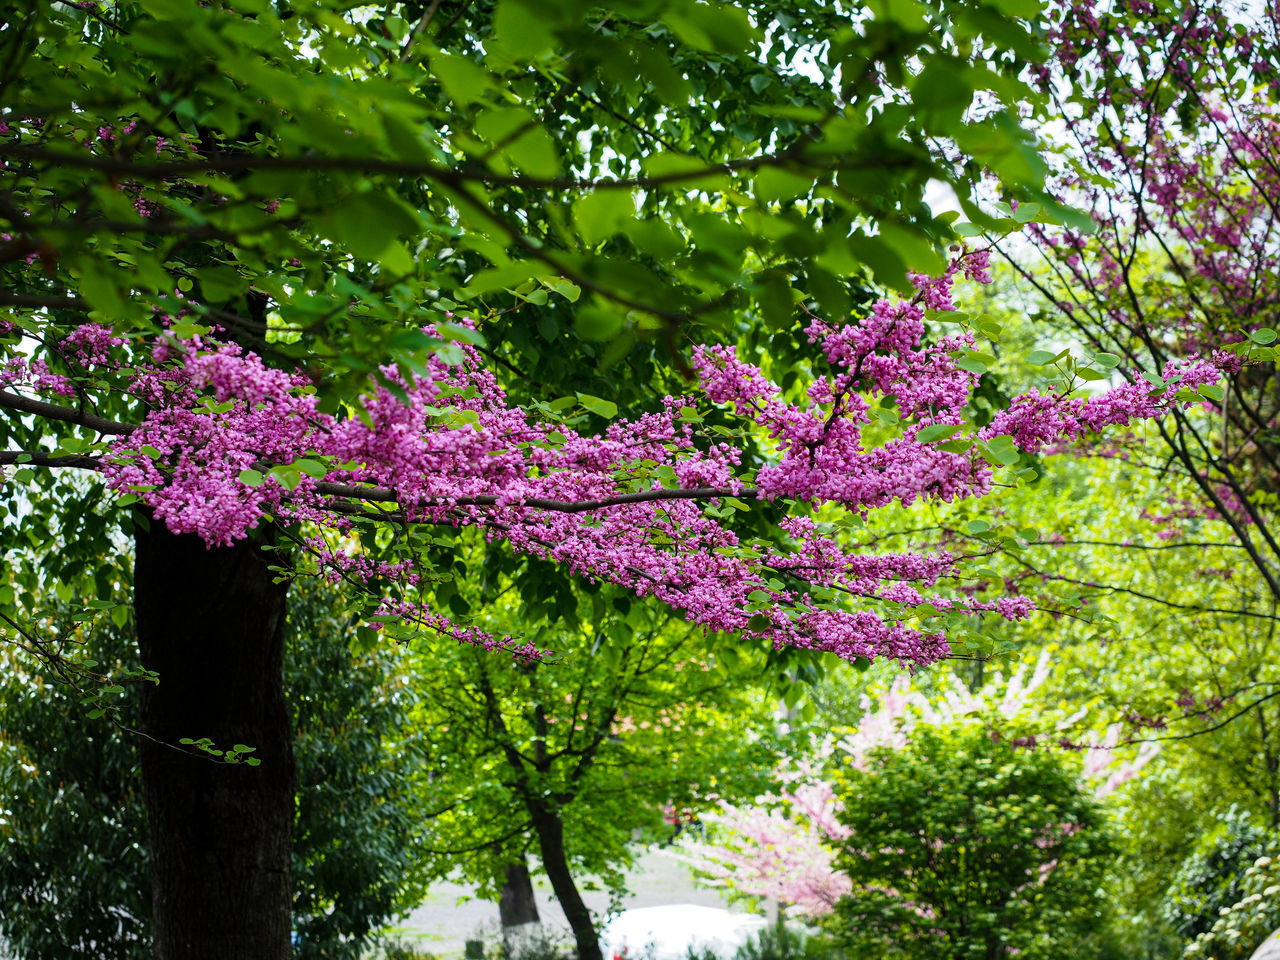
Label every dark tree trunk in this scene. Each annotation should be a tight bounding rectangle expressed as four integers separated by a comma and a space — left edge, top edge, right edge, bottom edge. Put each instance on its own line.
134, 516, 294, 960
499, 858, 541, 927
528, 800, 601, 960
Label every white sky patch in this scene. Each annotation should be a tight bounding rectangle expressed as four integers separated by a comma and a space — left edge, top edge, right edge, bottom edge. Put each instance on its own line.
925, 178, 964, 217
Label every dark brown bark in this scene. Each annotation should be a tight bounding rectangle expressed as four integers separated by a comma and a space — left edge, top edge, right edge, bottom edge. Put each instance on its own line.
499, 858, 541, 927
528, 801, 601, 960
134, 515, 294, 960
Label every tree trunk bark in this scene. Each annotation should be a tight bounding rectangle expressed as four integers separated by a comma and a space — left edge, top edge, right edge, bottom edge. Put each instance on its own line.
134, 515, 294, 960
499, 857, 541, 927
528, 801, 602, 960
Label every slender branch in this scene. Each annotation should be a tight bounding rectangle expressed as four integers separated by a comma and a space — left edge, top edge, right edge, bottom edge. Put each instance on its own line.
0, 390, 134, 436
0, 450, 102, 469
1125, 687, 1280, 744
0, 292, 86, 311
318, 481, 758, 512
398, 0, 444, 61
1031, 538, 1245, 552
0, 143, 902, 194
1010, 554, 1280, 623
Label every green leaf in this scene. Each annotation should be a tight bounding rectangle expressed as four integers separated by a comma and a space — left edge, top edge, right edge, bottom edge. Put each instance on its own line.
574, 304, 623, 342
1012, 201, 1042, 223
1252, 328, 1277, 344
625, 218, 686, 258
835, 233, 901, 289
429, 50, 496, 105
917, 423, 963, 443
474, 106, 559, 178
269, 465, 303, 491
491, 0, 557, 61
1026, 349, 1058, 365
878, 222, 946, 276
198, 265, 248, 302
543, 277, 581, 303
754, 167, 813, 203
239, 469, 265, 487
77, 259, 126, 316
644, 151, 723, 183
661, 3, 759, 54
982, 437, 1021, 465
379, 242, 415, 275
321, 192, 420, 266
380, 111, 434, 164
911, 60, 974, 128
577, 394, 618, 419
573, 191, 635, 247
294, 459, 329, 480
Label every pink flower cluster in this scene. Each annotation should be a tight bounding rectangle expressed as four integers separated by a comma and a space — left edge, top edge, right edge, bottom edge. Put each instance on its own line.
678, 763, 853, 917
0, 248, 1224, 664
981, 357, 1222, 455
61, 322, 126, 368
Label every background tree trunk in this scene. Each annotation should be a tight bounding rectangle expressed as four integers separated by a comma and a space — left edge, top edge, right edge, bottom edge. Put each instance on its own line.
529, 800, 602, 960
134, 516, 293, 960
500, 857, 541, 927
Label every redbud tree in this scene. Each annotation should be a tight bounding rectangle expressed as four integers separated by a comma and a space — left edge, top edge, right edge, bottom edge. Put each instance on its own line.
0, 1, 1229, 958
994, 0, 1280, 717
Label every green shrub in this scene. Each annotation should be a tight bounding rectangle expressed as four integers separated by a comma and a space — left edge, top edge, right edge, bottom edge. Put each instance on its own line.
1183, 844, 1280, 960
825, 721, 1113, 960
375, 940, 439, 960
1163, 807, 1274, 941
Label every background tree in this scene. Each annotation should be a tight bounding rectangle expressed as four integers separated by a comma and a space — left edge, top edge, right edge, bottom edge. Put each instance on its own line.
407, 547, 784, 960
0, 579, 427, 960
917, 261, 1280, 949
1000, 0, 1280, 611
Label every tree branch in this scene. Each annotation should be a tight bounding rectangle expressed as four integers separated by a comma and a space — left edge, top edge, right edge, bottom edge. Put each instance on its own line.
0, 143, 902, 194
0, 450, 102, 469
0, 390, 135, 436
0, 292, 87, 311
